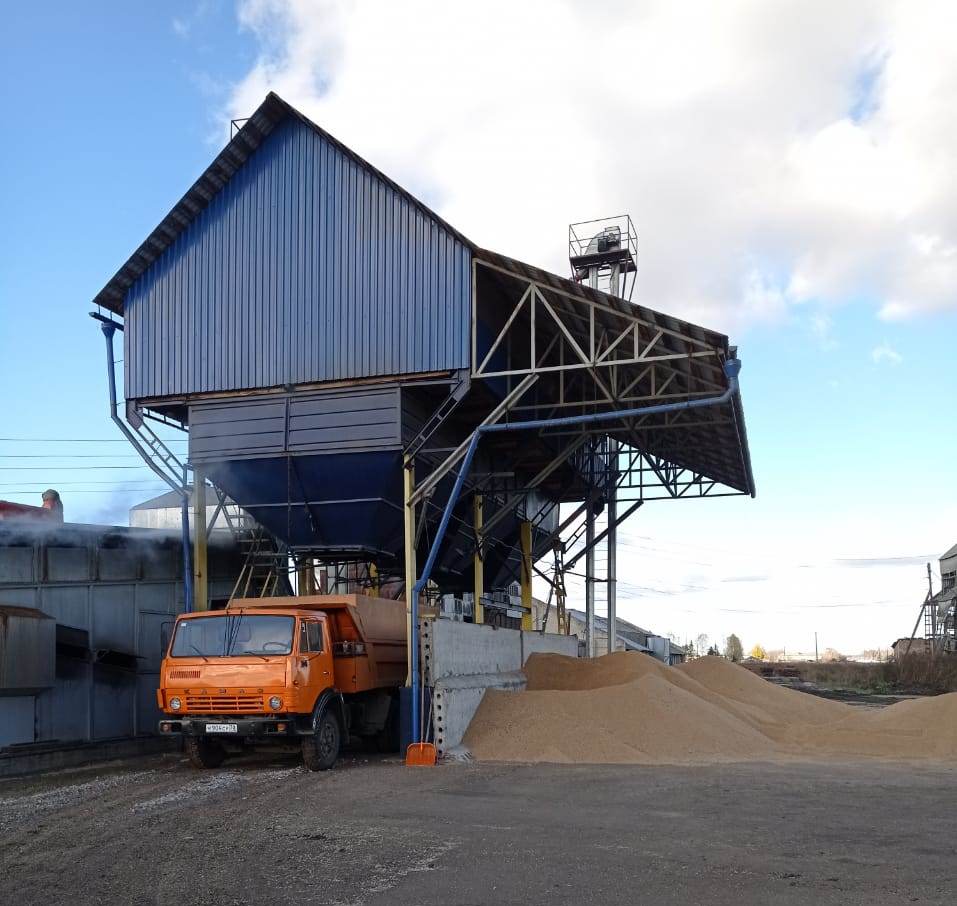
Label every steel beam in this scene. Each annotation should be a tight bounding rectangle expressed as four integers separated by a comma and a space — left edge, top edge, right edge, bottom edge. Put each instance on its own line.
473, 493, 484, 625
520, 520, 533, 630
403, 455, 416, 686
585, 497, 595, 658
607, 439, 618, 654
192, 473, 208, 611
410, 373, 538, 506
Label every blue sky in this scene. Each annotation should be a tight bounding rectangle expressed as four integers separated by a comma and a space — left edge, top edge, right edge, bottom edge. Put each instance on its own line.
1, 1, 955, 653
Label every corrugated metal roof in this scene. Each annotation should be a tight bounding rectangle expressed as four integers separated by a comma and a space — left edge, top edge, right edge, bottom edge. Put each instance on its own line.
566, 608, 654, 639
121, 112, 471, 398
94, 92, 473, 315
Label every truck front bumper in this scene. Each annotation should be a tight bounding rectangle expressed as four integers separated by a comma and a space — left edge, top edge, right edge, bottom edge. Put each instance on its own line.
158, 716, 308, 738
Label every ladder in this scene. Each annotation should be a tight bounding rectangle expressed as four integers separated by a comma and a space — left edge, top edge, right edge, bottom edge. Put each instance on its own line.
404, 372, 471, 460
230, 525, 292, 600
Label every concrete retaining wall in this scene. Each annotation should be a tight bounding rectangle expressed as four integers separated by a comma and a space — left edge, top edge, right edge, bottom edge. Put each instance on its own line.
422, 620, 578, 754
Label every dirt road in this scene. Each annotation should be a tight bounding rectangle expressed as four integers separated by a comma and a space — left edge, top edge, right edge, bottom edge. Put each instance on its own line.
1, 752, 955, 905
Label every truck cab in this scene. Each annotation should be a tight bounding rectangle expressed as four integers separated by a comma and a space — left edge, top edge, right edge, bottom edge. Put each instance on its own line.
157, 595, 406, 770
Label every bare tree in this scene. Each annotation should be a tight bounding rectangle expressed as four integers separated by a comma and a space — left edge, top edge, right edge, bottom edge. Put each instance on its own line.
724, 633, 744, 662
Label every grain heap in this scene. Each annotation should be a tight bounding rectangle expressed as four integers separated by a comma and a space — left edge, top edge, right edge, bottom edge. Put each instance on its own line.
462, 652, 957, 764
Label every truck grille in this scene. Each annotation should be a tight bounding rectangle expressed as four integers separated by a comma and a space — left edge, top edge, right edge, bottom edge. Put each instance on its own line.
184, 694, 264, 713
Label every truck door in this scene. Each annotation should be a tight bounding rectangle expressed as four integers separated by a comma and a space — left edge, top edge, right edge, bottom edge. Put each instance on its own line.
295, 618, 333, 708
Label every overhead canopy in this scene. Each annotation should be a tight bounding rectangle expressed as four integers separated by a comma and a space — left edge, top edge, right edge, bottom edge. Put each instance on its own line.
469, 250, 755, 499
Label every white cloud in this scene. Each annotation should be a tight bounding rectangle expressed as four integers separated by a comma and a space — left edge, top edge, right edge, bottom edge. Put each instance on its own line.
224, 0, 957, 333
871, 341, 903, 365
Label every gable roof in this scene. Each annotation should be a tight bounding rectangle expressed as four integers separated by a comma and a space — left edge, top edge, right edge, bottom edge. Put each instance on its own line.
566, 608, 655, 641
92, 92, 472, 315
92, 92, 731, 359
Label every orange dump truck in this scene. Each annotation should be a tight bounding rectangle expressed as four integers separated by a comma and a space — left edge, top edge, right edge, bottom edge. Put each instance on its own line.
157, 594, 406, 770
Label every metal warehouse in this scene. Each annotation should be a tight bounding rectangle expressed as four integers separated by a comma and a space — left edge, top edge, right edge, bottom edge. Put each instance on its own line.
89, 92, 754, 747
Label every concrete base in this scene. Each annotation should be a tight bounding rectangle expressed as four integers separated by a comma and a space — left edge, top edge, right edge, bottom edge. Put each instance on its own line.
422, 620, 578, 754
0, 736, 178, 778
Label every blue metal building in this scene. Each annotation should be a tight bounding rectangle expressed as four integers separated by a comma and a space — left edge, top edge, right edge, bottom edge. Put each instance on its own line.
91, 93, 754, 652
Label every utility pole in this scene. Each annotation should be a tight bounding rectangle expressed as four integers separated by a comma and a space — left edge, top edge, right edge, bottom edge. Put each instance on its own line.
814, 632, 819, 662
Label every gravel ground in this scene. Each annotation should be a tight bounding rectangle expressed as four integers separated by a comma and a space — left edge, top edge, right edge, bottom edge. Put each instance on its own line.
1, 751, 955, 905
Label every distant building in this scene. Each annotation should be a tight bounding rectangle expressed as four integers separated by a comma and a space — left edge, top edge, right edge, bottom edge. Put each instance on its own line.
892, 637, 935, 659
532, 601, 687, 664
129, 488, 234, 533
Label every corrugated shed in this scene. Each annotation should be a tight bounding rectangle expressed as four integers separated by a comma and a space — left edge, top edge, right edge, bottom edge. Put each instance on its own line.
124, 115, 471, 400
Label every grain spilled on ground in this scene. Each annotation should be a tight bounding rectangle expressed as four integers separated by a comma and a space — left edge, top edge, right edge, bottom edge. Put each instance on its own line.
463, 652, 957, 764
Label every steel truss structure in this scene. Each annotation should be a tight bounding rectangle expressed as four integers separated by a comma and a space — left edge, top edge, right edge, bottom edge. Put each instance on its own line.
398, 250, 755, 697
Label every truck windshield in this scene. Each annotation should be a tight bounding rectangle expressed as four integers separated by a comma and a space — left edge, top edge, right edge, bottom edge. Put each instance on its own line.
170, 615, 295, 658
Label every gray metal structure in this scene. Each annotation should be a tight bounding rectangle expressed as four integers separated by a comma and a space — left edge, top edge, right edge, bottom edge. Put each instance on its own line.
89, 92, 755, 669
96, 96, 471, 400
0, 521, 240, 751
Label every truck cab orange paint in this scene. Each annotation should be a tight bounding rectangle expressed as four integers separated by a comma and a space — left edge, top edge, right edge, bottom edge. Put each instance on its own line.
157, 594, 405, 771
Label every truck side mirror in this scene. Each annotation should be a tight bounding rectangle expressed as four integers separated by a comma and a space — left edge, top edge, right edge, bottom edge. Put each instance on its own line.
160, 621, 173, 655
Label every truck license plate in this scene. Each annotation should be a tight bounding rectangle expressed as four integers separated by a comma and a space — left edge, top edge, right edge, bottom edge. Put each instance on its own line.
205, 723, 238, 733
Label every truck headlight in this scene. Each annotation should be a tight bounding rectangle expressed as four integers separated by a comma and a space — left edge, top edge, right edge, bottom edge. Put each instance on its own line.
170, 697, 182, 711
269, 696, 282, 711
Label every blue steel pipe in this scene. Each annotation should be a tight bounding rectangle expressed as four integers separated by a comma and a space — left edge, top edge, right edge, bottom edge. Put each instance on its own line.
409, 357, 742, 742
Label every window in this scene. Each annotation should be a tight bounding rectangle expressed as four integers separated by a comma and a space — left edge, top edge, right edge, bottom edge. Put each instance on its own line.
170, 615, 295, 657
299, 620, 324, 653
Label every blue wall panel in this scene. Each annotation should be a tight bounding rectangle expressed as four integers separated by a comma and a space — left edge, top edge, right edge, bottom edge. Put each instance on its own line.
125, 116, 471, 400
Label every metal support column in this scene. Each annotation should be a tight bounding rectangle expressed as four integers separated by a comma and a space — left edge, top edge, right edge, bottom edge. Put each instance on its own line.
297, 557, 316, 596
473, 493, 484, 625
403, 455, 416, 686
192, 471, 208, 612
520, 519, 533, 630
607, 440, 618, 653
585, 497, 595, 657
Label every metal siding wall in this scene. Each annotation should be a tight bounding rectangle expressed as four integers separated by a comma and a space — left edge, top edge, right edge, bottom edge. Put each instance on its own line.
188, 386, 401, 461
0, 528, 241, 748
125, 117, 471, 400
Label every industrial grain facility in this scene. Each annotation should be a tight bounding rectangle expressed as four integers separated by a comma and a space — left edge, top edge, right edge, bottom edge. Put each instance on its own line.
88, 92, 754, 751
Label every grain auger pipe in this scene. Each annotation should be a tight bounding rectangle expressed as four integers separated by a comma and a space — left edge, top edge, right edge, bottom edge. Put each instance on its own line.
409, 357, 743, 744
99, 319, 193, 611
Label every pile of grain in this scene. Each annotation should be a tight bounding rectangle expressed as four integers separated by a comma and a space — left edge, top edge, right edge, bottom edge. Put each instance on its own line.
462, 652, 957, 764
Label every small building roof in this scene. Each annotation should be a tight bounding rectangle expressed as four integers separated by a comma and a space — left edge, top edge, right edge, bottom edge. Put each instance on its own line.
566, 608, 654, 651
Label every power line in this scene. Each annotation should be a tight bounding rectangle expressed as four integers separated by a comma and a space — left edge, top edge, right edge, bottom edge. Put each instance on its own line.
0, 481, 169, 488
0, 437, 186, 443
0, 466, 154, 471
0, 489, 167, 495
0, 455, 156, 459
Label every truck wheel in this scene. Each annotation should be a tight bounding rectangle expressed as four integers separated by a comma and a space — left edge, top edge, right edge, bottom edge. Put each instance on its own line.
185, 735, 227, 769
302, 711, 341, 771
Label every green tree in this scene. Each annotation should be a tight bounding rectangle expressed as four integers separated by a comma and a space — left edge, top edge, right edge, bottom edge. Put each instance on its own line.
724, 633, 744, 662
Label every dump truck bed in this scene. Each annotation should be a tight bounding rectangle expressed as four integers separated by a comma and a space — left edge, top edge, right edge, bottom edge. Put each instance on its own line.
228, 594, 407, 693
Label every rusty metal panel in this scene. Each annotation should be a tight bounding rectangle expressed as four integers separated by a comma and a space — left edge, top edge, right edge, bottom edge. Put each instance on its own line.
39, 585, 89, 631
45, 547, 90, 582
0, 547, 35, 584
124, 115, 471, 400
0, 606, 55, 691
